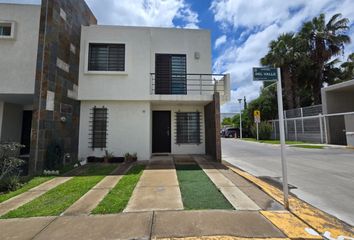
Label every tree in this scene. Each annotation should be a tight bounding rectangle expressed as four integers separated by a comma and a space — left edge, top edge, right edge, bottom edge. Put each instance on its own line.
261, 33, 301, 109
300, 13, 351, 104
222, 117, 233, 126
341, 53, 354, 81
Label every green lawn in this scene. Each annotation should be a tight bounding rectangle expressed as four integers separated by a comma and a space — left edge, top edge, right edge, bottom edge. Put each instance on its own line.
243, 138, 305, 145
0, 176, 54, 203
176, 164, 234, 210
290, 145, 324, 149
1, 164, 117, 219
92, 165, 145, 214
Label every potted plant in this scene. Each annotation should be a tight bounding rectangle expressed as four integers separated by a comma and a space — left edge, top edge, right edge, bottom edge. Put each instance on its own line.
104, 150, 114, 163
132, 152, 138, 161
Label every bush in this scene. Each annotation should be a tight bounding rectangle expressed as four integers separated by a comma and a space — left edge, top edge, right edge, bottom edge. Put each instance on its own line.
251, 122, 272, 140
0, 175, 21, 192
0, 143, 24, 192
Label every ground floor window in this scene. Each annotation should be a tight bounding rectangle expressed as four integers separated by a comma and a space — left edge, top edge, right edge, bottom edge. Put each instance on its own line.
90, 107, 108, 149
176, 112, 201, 144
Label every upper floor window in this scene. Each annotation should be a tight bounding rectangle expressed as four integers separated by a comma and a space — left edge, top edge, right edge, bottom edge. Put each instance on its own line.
0, 22, 14, 38
88, 43, 125, 72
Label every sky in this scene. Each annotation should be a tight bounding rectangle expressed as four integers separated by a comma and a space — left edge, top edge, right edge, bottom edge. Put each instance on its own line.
2, 0, 354, 113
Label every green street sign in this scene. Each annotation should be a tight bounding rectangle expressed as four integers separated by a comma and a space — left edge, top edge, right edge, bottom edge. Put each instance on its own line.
253, 67, 278, 81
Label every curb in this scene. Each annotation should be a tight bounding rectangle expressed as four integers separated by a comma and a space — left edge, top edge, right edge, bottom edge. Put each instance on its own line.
226, 163, 354, 239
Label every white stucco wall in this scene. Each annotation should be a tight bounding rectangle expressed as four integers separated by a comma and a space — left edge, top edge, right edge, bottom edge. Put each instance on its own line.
0, 102, 23, 142
78, 26, 212, 101
152, 104, 206, 155
79, 101, 206, 160
0, 4, 40, 94
79, 101, 152, 161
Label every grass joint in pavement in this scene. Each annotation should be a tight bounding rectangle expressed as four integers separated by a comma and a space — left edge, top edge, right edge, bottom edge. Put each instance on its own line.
1, 164, 117, 219
176, 164, 234, 210
92, 164, 145, 214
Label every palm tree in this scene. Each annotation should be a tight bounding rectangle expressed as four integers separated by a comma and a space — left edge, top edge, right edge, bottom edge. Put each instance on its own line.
299, 13, 351, 104
261, 33, 299, 109
341, 53, 354, 80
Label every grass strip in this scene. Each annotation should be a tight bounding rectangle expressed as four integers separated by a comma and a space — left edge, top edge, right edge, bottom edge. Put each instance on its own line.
1, 164, 117, 219
243, 138, 305, 145
290, 145, 324, 149
0, 177, 54, 203
92, 165, 145, 214
176, 164, 234, 210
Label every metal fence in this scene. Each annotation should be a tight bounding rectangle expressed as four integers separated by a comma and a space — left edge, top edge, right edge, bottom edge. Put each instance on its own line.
269, 105, 354, 145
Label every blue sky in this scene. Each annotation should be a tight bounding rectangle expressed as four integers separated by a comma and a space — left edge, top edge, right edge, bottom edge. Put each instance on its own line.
2, 0, 354, 113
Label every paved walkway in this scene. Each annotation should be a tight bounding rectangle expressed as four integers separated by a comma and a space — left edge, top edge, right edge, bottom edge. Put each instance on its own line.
0, 210, 286, 240
0, 177, 72, 216
63, 163, 131, 216
125, 156, 183, 212
194, 156, 260, 211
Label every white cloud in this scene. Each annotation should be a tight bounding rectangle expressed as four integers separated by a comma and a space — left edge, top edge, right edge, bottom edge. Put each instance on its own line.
213, 0, 354, 113
85, 0, 199, 28
215, 35, 227, 49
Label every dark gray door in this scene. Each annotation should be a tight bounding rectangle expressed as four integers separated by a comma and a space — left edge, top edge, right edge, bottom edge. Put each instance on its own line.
152, 111, 171, 153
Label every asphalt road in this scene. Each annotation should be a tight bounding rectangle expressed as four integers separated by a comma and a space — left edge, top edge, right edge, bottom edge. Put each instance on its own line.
222, 138, 354, 226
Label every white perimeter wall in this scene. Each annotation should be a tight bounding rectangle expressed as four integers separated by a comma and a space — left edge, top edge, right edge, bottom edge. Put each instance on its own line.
0, 4, 40, 94
79, 101, 206, 160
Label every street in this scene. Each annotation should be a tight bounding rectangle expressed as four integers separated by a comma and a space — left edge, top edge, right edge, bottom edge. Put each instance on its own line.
222, 138, 354, 226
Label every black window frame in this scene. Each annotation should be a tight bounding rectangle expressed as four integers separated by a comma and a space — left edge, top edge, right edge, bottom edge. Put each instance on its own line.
0, 23, 12, 36
88, 43, 125, 72
176, 112, 201, 144
90, 107, 108, 149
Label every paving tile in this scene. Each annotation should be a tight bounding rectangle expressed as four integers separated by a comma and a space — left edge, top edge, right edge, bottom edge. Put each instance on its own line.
220, 170, 254, 187
139, 170, 179, 187
0, 177, 72, 216
62, 189, 110, 216
0, 217, 56, 240
152, 210, 285, 238
219, 187, 260, 211
33, 213, 153, 240
124, 186, 183, 212
261, 211, 322, 239
203, 171, 235, 187
239, 186, 284, 211
92, 175, 122, 189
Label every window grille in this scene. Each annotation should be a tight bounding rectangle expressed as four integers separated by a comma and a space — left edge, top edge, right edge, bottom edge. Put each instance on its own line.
90, 107, 108, 149
88, 43, 125, 71
176, 112, 201, 144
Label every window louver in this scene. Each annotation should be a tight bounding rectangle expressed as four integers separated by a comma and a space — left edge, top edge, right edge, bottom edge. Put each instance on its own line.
88, 43, 125, 71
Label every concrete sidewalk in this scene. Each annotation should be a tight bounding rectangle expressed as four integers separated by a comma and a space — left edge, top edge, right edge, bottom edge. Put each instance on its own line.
0, 210, 286, 240
125, 156, 183, 212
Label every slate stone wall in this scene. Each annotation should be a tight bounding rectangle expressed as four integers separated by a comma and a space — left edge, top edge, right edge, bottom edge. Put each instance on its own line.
29, 0, 97, 174
204, 93, 222, 162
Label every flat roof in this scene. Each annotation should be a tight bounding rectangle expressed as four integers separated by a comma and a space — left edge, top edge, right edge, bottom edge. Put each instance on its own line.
322, 79, 354, 92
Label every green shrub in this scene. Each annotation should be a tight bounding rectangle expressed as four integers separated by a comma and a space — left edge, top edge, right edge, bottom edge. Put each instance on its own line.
0, 175, 21, 192
251, 122, 272, 140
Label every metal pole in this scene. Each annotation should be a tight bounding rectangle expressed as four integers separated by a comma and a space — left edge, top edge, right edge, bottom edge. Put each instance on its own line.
319, 114, 324, 144
256, 122, 259, 141
276, 68, 289, 210
238, 99, 243, 139
324, 115, 328, 144
294, 119, 297, 141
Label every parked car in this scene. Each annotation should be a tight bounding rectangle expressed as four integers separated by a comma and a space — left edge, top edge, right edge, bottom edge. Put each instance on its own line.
223, 127, 238, 138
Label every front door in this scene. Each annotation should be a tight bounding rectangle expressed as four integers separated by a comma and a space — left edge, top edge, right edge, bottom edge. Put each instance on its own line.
152, 111, 171, 153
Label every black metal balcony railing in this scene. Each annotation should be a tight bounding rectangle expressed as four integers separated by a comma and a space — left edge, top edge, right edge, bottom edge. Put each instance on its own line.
150, 73, 227, 95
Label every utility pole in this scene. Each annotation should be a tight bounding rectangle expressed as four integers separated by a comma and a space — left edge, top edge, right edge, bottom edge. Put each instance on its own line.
238, 98, 243, 139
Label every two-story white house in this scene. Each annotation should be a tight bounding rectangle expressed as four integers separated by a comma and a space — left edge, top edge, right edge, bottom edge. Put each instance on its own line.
78, 26, 230, 161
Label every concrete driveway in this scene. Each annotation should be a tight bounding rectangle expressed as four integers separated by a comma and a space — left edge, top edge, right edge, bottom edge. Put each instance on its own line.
222, 138, 354, 226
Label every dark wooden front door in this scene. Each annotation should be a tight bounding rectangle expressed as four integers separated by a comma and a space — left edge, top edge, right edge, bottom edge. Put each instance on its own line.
152, 111, 171, 153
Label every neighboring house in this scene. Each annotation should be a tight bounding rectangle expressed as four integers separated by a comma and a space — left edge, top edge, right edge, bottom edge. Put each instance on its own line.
321, 79, 354, 145
0, 4, 41, 155
78, 26, 230, 161
0, 1, 96, 174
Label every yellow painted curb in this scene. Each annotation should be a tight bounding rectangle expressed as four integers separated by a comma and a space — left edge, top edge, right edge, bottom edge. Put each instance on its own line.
228, 166, 354, 239
261, 211, 322, 239
156, 237, 290, 240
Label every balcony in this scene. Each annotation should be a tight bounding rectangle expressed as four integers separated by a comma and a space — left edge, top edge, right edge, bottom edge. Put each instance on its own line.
150, 73, 230, 103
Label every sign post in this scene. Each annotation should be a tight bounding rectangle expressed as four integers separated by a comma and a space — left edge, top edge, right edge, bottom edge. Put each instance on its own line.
254, 110, 261, 141
253, 67, 289, 210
